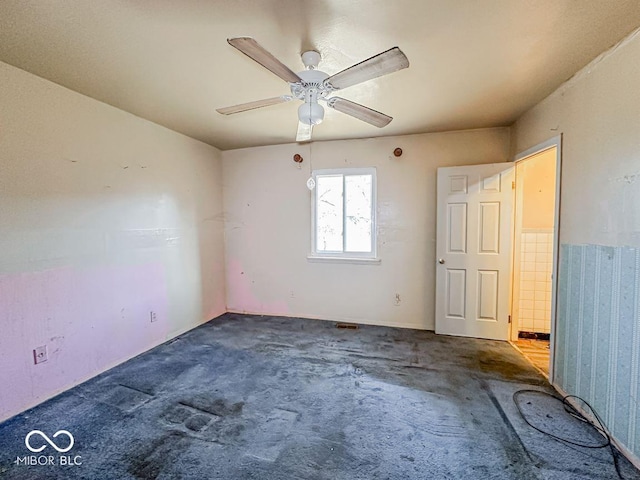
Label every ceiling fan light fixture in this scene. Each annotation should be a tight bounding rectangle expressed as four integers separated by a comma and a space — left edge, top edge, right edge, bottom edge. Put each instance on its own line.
298, 102, 324, 125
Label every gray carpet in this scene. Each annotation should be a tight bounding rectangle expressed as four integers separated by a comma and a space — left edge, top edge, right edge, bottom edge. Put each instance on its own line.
1, 313, 638, 479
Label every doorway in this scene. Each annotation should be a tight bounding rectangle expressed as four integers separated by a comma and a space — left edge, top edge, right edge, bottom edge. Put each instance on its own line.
510, 138, 561, 379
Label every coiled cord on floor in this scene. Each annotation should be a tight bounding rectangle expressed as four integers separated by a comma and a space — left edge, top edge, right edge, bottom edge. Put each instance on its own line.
513, 389, 625, 479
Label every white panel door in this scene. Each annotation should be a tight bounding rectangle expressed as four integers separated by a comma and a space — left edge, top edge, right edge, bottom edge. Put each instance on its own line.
435, 163, 514, 340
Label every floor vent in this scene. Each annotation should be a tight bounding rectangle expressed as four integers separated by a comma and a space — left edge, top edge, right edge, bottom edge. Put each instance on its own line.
336, 323, 359, 330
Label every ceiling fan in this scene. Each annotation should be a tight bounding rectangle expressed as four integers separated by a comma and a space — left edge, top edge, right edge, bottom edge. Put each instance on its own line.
217, 37, 410, 142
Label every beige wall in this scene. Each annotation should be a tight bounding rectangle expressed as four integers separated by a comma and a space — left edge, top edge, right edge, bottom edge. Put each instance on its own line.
512, 29, 640, 247
223, 128, 511, 330
518, 148, 556, 230
0, 61, 226, 421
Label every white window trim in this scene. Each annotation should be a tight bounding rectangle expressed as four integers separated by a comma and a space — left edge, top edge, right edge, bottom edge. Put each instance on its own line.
308, 167, 379, 263
306, 255, 381, 265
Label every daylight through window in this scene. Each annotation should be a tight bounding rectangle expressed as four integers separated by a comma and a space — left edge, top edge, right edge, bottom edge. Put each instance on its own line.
313, 168, 376, 257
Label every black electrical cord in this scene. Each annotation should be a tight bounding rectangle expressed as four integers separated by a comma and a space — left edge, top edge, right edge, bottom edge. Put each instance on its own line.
513, 389, 626, 479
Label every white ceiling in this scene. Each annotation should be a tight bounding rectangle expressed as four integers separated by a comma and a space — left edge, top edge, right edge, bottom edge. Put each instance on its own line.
0, 0, 639, 150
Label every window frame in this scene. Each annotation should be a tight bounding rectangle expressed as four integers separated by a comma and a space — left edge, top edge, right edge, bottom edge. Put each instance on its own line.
310, 167, 378, 261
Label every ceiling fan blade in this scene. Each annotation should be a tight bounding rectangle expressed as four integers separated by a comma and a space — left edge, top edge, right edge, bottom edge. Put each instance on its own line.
228, 37, 303, 84
216, 95, 292, 115
296, 122, 313, 142
327, 97, 392, 128
326, 47, 409, 90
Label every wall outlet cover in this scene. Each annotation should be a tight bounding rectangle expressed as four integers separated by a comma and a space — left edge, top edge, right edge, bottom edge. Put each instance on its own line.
33, 345, 47, 365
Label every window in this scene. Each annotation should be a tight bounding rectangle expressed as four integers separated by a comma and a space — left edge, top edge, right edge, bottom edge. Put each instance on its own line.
311, 168, 377, 260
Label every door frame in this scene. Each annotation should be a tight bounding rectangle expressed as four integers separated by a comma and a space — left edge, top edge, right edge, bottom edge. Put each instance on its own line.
511, 135, 562, 383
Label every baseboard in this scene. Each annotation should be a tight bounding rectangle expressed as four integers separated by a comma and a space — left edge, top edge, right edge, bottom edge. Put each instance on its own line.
552, 382, 640, 471
224, 309, 432, 331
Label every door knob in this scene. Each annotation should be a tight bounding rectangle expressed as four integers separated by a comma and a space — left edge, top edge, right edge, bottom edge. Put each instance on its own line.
438, 258, 445, 264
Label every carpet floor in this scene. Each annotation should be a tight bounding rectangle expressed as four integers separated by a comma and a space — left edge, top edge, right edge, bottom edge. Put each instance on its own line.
1, 313, 638, 479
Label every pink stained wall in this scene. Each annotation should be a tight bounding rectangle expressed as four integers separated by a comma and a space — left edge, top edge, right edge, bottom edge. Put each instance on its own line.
0, 264, 168, 418
0, 61, 226, 421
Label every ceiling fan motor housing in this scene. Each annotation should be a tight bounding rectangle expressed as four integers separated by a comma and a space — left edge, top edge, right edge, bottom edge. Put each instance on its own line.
290, 69, 331, 100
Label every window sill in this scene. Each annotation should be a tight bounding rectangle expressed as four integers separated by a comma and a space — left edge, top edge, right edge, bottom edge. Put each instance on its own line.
306, 255, 381, 265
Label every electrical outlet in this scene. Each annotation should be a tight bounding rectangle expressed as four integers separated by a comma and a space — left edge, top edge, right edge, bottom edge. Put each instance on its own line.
33, 345, 47, 365
150, 311, 157, 323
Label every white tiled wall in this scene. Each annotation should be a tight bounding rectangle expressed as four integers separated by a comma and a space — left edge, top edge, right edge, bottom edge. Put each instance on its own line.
518, 230, 553, 333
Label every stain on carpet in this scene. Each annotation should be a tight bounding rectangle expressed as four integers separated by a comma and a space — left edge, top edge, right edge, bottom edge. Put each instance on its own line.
101, 384, 153, 412
126, 431, 191, 480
